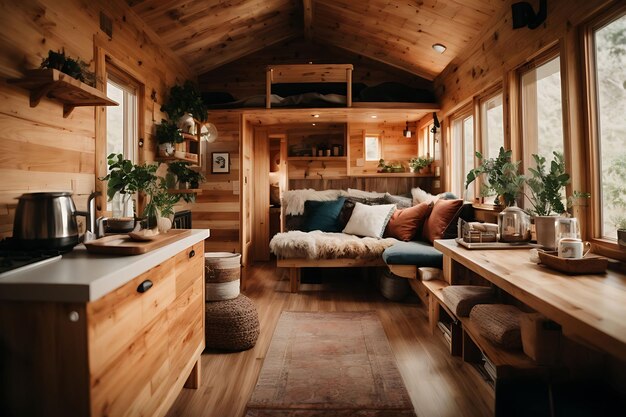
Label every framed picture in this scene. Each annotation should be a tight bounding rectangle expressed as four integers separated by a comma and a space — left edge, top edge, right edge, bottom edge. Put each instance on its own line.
211, 152, 230, 174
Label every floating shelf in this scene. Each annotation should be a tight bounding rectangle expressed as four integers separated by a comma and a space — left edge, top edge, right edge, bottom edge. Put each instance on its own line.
8, 68, 118, 118
350, 172, 438, 178
181, 132, 199, 142
156, 155, 199, 165
287, 156, 347, 161
167, 189, 202, 194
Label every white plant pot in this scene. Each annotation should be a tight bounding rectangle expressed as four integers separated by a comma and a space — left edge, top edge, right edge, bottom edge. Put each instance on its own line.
158, 142, 175, 157
534, 215, 560, 250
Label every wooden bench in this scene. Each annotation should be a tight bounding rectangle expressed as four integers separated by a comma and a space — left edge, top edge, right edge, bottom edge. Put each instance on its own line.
277, 257, 417, 292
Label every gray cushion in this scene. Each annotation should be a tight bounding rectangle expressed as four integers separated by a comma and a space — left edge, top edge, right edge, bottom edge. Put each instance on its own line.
383, 193, 413, 209
382, 241, 443, 267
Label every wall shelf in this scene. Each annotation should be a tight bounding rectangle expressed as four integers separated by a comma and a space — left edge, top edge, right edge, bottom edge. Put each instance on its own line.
287, 156, 346, 161
167, 189, 202, 195
156, 153, 199, 165
8, 68, 118, 118
181, 132, 199, 142
350, 172, 438, 178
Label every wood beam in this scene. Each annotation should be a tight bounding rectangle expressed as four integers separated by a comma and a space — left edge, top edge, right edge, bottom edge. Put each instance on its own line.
303, 0, 313, 40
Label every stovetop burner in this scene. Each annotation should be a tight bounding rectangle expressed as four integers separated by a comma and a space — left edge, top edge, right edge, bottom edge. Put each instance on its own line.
0, 238, 63, 276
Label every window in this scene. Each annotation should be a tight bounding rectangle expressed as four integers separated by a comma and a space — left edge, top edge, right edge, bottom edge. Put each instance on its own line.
520, 55, 565, 170
105, 71, 139, 212
451, 113, 474, 201
480, 93, 504, 159
364, 135, 382, 161
589, 11, 626, 240
106, 74, 137, 163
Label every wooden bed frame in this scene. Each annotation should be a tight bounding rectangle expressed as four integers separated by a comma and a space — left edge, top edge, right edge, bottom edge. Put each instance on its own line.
277, 257, 417, 292
266, 64, 354, 108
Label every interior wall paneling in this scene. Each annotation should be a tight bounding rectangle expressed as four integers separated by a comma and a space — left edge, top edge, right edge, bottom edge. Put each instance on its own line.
252, 127, 270, 261
197, 111, 242, 254
0, 0, 192, 239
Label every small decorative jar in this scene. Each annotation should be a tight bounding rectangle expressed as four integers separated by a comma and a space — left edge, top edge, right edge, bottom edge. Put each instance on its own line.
498, 204, 531, 243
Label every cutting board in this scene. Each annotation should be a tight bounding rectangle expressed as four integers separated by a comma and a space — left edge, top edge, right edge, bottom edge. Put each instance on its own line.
84, 229, 192, 255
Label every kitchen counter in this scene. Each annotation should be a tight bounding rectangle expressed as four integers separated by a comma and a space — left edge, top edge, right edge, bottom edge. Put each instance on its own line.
0, 229, 209, 303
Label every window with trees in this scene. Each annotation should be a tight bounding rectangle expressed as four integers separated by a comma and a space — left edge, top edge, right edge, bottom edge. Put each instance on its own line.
451, 113, 474, 201
364, 134, 382, 161
587, 10, 626, 240
480, 93, 504, 159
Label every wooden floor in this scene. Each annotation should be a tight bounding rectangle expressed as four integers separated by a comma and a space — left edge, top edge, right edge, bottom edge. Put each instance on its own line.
165, 263, 494, 417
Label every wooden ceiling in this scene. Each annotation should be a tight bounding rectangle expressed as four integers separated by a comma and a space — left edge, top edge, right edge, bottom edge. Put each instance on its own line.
127, 0, 501, 80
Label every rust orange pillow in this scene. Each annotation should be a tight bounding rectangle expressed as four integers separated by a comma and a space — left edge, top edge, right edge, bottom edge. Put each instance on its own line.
422, 199, 464, 243
384, 202, 433, 241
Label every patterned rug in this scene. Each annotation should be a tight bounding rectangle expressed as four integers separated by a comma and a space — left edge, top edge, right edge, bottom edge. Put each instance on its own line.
245, 311, 416, 417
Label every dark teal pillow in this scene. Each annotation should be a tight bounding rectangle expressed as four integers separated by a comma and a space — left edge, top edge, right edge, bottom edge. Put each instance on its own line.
303, 197, 346, 232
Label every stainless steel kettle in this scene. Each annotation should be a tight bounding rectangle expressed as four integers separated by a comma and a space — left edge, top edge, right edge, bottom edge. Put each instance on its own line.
12, 191, 99, 251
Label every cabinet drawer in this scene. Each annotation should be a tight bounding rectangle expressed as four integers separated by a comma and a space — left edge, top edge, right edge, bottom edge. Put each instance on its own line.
87, 256, 176, 375
175, 241, 204, 297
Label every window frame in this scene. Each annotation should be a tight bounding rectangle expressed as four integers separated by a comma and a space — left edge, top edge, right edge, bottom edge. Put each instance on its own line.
581, 3, 626, 257
516, 46, 569, 212
449, 107, 475, 201
94, 42, 146, 216
364, 133, 382, 162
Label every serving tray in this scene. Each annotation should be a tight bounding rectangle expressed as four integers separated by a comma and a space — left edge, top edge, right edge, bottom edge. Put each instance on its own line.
84, 229, 191, 255
538, 251, 608, 275
455, 237, 539, 250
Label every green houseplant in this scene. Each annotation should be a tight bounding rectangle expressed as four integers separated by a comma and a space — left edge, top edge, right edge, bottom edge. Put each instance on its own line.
408, 156, 434, 173
160, 81, 208, 122
156, 120, 183, 157
40, 49, 96, 87
465, 147, 525, 206
99, 153, 158, 218
524, 152, 570, 249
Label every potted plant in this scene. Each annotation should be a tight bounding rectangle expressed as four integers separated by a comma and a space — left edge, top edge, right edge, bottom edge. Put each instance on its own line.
524, 152, 570, 249
40, 49, 96, 87
99, 153, 158, 218
408, 156, 434, 173
465, 147, 525, 206
160, 81, 208, 123
143, 178, 180, 233
156, 120, 183, 157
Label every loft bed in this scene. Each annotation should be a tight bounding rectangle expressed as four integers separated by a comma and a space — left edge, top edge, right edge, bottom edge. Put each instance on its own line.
202, 64, 437, 110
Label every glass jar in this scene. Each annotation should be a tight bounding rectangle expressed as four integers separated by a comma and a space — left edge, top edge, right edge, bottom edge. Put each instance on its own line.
498, 204, 531, 242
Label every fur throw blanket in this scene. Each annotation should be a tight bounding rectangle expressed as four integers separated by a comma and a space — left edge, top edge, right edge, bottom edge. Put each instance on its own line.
270, 230, 397, 259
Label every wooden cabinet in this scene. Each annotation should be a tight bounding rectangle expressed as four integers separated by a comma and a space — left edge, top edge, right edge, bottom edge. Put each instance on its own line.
0, 241, 205, 417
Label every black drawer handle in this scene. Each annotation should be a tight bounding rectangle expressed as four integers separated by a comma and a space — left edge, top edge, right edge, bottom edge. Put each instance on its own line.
189, 249, 195, 259
137, 280, 153, 293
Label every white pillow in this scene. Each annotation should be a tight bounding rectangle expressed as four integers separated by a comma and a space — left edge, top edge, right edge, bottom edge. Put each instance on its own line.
346, 188, 385, 199
342, 202, 396, 238
411, 187, 439, 205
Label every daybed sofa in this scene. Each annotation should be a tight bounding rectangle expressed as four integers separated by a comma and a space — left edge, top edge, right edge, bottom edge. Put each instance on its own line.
270, 188, 473, 292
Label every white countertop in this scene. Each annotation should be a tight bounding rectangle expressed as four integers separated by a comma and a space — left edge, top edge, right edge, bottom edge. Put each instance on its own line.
0, 229, 210, 303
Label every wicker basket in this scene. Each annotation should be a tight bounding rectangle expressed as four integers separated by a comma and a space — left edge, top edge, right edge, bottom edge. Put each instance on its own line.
205, 294, 260, 351
470, 304, 523, 349
379, 270, 410, 301
204, 252, 241, 301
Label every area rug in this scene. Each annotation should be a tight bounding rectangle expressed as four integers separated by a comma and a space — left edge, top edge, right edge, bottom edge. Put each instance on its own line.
245, 311, 416, 417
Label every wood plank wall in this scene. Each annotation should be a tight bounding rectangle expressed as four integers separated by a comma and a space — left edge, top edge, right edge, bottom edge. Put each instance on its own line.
198, 37, 433, 99
0, 0, 191, 238
197, 111, 241, 252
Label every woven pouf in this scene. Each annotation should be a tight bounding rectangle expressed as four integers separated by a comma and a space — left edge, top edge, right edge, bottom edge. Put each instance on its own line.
204, 252, 241, 301
205, 294, 260, 351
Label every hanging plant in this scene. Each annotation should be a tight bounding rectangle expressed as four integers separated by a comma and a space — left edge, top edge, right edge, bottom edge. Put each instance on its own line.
160, 81, 208, 122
